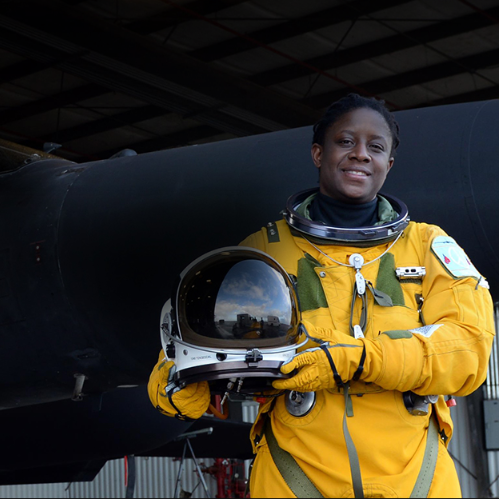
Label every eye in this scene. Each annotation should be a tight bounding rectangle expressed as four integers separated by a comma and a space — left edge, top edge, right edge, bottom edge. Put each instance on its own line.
369, 143, 384, 152
338, 138, 353, 146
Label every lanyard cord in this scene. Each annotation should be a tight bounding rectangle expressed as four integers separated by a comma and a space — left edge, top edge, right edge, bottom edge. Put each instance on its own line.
349, 285, 367, 336
301, 230, 404, 269
301, 230, 404, 339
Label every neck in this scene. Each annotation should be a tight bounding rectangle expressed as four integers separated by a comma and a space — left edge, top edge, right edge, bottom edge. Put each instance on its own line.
310, 192, 378, 228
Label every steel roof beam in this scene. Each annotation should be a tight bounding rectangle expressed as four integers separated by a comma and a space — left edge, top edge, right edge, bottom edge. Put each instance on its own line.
422, 86, 499, 107
304, 46, 499, 109
0, 83, 107, 126
186, 0, 412, 62
0, 60, 51, 85
250, 6, 499, 87
0, 0, 319, 131
0, 28, 270, 138
38, 105, 167, 144
126, 0, 249, 35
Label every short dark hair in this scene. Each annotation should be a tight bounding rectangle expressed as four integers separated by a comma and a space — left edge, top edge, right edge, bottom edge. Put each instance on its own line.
312, 93, 400, 155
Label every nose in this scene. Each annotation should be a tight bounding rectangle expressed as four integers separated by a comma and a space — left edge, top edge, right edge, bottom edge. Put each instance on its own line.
349, 143, 371, 162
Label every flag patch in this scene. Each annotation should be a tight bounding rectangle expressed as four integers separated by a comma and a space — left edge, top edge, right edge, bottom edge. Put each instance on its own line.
431, 236, 481, 279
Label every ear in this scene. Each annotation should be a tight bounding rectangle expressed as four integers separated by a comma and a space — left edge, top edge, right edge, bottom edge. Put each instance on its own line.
387, 157, 394, 172
311, 143, 322, 170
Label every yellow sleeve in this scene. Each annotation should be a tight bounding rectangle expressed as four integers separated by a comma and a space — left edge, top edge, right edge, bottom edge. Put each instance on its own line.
362, 224, 495, 396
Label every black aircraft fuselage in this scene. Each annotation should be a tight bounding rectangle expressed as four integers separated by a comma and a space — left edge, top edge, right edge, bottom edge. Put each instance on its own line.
0, 99, 498, 484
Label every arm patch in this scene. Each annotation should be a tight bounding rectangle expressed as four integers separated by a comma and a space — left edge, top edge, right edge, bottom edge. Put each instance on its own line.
431, 236, 481, 279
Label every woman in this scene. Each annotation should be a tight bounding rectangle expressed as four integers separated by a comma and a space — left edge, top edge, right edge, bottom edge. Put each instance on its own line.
149, 94, 495, 498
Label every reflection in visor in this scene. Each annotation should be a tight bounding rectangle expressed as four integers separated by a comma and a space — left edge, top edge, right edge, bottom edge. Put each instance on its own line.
215, 260, 292, 339
178, 253, 299, 349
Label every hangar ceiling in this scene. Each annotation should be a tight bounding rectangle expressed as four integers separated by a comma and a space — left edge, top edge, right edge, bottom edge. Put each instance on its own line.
1, 0, 499, 163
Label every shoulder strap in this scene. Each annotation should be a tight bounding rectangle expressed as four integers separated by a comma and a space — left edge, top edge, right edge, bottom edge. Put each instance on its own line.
265, 419, 324, 498
265, 409, 439, 498
410, 415, 440, 498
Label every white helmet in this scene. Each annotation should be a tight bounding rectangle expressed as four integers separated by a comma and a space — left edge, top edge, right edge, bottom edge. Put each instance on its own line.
160, 246, 306, 396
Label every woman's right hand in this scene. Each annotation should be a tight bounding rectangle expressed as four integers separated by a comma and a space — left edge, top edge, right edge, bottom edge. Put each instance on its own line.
148, 353, 211, 420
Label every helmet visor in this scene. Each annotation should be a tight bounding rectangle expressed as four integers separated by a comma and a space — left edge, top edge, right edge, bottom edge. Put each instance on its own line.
176, 247, 300, 350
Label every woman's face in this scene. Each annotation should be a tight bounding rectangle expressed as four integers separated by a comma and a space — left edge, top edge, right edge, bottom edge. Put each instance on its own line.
311, 107, 394, 204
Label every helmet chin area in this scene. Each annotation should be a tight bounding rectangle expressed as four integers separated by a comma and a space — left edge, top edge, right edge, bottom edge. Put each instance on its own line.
172, 348, 295, 394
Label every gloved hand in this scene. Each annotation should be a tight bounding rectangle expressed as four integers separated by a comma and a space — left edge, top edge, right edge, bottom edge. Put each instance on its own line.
272, 321, 365, 392
272, 341, 365, 392
148, 353, 211, 420
273, 320, 425, 394
165, 379, 211, 420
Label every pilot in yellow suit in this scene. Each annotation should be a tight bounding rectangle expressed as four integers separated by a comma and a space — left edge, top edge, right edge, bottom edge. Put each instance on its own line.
148, 93, 495, 498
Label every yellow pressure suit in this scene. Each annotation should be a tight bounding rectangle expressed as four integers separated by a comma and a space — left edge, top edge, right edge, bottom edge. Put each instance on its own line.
239, 218, 495, 498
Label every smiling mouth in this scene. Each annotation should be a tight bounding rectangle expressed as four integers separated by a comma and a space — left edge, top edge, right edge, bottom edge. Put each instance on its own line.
343, 169, 370, 177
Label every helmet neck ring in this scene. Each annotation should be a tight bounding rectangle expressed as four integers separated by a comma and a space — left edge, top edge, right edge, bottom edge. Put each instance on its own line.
284, 188, 409, 245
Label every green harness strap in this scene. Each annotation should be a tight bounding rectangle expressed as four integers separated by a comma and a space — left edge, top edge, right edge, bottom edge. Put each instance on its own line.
410, 415, 440, 498
265, 410, 440, 499
265, 420, 323, 498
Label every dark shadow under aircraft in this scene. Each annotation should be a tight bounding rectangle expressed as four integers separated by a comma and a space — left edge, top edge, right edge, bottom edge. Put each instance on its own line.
0, 99, 498, 484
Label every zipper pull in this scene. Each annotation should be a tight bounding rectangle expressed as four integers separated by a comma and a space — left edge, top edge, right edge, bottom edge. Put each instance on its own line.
353, 325, 364, 339
349, 254, 366, 296
355, 272, 366, 296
